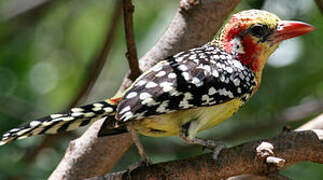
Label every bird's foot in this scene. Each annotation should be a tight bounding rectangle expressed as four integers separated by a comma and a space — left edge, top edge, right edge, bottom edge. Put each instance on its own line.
201, 140, 226, 160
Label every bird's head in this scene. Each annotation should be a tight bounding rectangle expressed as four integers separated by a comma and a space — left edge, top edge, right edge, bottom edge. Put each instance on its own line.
218, 10, 314, 84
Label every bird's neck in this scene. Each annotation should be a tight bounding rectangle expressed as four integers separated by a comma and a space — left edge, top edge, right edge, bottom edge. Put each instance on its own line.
214, 36, 279, 87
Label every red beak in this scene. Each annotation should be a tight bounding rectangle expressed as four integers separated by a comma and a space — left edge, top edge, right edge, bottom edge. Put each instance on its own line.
271, 20, 315, 43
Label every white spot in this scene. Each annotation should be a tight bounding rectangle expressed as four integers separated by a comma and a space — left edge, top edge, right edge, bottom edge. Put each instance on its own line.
237, 87, 242, 94
220, 75, 226, 82
152, 65, 163, 72
192, 77, 203, 87
160, 82, 174, 92
42, 121, 54, 126
72, 112, 83, 117
208, 87, 217, 95
92, 107, 102, 111
9, 128, 20, 133
145, 82, 158, 88
122, 111, 134, 121
63, 117, 74, 121
175, 56, 184, 62
220, 55, 226, 60
209, 101, 217, 105
201, 94, 213, 105
226, 67, 233, 73
212, 70, 219, 77
84, 112, 95, 118
93, 103, 104, 107
233, 60, 244, 69
119, 106, 131, 114
104, 107, 114, 113
246, 76, 250, 82
169, 89, 182, 96
179, 92, 194, 109
228, 91, 234, 98
141, 97, 159, 106
3, 133, 10, 137
188, 54, 197, 60
17, 135, 28, 140
140, 92, 152, 100
178, 64, 188, 71
30, 121, 41, 127
50, 114, 64, 119
239, 73, 245, 80
156, 101, 169, 113
136, 80, 146, 86
17, 128, 31, 136
181, 72, 190, 81
168, 73, 177, 79
203, 65, 211, 73
233, 79, 240, 86
126, 92, 138, 99
211, 55, 220, 59
218, 88, 225, 96
155, 71, 166, 77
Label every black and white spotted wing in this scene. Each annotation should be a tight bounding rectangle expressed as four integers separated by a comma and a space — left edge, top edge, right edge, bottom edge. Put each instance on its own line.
116, 43, 257, 122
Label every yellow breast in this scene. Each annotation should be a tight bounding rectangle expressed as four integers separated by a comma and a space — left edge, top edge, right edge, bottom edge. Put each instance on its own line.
133, 99, 243, 137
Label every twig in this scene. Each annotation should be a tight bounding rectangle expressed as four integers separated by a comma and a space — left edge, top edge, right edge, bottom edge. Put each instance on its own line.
49, 0, 241, 179
21, 0, 123, 165
123, 0, 141, 81
87, 129, 323, 180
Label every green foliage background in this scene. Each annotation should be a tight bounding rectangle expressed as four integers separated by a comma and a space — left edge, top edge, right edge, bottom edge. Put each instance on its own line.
0, 0, 322, 179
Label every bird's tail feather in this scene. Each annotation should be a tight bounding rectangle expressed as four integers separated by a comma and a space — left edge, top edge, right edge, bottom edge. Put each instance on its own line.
0, 98, 120, 146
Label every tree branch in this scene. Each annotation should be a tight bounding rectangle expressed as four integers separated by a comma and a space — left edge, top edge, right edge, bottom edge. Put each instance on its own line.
49, 0, 241, 179
123, 0, 141, 81
87, 128, 323, 180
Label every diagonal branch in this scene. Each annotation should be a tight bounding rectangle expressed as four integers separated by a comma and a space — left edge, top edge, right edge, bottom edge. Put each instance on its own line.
49, 1, 241, 179
123, 0, 141, 81
87, 127, 323, 180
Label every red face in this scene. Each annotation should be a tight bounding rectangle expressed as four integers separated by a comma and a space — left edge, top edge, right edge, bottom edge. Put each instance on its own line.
220, 13, 315, 73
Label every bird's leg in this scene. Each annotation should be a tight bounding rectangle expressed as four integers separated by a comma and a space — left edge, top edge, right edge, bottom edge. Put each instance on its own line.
127, 123, 152, 167
179, 121, 226, 160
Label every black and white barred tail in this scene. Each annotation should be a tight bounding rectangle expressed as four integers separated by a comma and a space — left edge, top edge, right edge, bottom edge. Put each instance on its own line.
0, 99, 118, 145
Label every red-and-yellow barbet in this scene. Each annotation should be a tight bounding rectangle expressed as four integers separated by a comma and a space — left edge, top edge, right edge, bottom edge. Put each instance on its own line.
0, 10, 314, 161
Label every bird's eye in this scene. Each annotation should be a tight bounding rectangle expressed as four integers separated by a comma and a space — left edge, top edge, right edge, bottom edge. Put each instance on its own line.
249, 24, 268, 38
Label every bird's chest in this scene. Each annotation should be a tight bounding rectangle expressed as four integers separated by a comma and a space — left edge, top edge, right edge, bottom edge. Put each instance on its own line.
132, 99, 244, 137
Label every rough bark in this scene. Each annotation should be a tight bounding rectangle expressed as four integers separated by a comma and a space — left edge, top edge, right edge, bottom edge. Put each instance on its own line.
88, 128, 323, 180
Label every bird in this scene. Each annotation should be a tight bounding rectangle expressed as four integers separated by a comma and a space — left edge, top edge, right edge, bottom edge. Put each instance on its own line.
0, 9, 314, 161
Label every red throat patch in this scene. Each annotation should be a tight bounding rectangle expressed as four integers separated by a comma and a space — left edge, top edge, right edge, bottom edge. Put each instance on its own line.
237, 35, 262, 72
